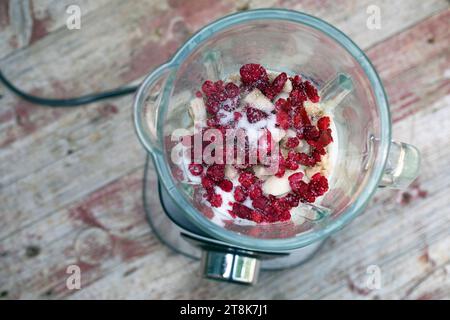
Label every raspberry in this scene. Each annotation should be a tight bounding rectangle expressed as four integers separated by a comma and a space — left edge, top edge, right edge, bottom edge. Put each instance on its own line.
283, 192, 300, 208
309, 173, 329, 196
195, 90, 202, 98
288, 172, 305, 188
188, 163, 203, 176
240, 63, 269, 86
317, 116, 330, 130
206, 117, 218, 127
201, 176, 215, 189
317, 128, 333, 146
206, 99, 220, 115
248, 184, 263, 200
264, 72, 287, 100
304, 80, 320, 103
234, 186, 247, 202
206, 164, 225, 182
276, 110, 289, 129
246, 107, 268, 123
202, 80, 216, 97
298, 152, 316, 167
289, 89, 307, 106
208, 193, 223, 207
225, 82, 240, 98
299, 125, 320, 140
292, 107, 311, 129
219, 179, 233, 192
300, 190, 316, 203
238, 172, 256, 188
231, 202, 253, 220
250, 211, 264, 223
274, 98, 287, 111
252, 196, 269, 211
285, 159, 299, 170
290, 75, 302, 88
287, 150, 301, 163
285, 137, 299, 148
233, 111, 243, 121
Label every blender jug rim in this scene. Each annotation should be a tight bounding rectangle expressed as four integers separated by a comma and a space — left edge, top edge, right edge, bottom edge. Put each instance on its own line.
134, 9, 391, 252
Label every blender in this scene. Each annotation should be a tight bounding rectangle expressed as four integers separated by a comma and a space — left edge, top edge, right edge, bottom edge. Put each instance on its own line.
134, 9, 421, 285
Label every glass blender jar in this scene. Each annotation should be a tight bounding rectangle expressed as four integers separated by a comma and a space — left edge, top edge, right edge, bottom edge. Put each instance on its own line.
134, 9, 421, 285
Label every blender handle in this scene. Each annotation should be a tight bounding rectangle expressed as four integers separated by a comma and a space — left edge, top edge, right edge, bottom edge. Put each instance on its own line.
379, 141, 421, 189
133, 63, 175, 155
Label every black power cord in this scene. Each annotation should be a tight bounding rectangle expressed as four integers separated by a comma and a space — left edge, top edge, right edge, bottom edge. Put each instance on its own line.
0, 70, 138, 107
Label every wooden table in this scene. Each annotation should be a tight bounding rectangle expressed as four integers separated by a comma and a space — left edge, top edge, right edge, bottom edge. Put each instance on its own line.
0, 0, 449, 300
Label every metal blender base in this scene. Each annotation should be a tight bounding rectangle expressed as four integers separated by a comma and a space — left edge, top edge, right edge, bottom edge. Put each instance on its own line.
143, 156, 325, 271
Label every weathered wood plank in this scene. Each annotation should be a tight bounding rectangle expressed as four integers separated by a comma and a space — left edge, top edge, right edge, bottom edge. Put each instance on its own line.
0, 0, 111, 56
0, 2, 449, 299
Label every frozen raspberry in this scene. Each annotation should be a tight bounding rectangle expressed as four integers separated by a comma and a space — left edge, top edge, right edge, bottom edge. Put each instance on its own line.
246, 107, 268, 123
285, 159, 299, 170
275, 165, 286, 178
274, 98, 287, 111
304, 80, 320, 103
299, 125, 320, 140
231, 202, 253, 220
234, 186, 247, 202
195, 91, 202, 98
264, 72, 287, 100
248, 184, 263, 200
188, 163, 203, 176
288, 172, 305, 191
292, 107, 311, 129
233, 111, 243, 122
300, 190, 316, 203
287, 150, 301, 163
283, 192, 300, 208
276, 110, 290, 129
252, 196, 269, 211
206, 164, 225, 182
219, 179, 233, 192
297, 153, 315, 167
317, 116, 330, 130
289, 88, 307, 106
309, 173, 329, 196
202, 80, 216, 97
240, 63, 269, 86
290, 75, 302, 88
201, 176, 215, 189
317, 128, 333, 146
250, 211, 264, 223
238, 172, 256, 188
206, 99, 220, 115
285, 137, 299, 149
225, 82, 240, 98
208, 193, 223, 207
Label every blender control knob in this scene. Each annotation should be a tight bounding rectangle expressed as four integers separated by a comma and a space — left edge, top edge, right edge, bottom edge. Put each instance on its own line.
200, 250, 260, 285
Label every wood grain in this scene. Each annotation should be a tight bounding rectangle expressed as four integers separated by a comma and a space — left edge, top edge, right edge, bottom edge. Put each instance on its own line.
0, 0, 449, 299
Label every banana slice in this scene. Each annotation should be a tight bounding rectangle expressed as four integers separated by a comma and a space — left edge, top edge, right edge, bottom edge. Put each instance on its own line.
225, 165, 238, 180
270, 127, 286, 143
244, 89, 274, 113
262, 168, 304, 196
254, 166, 272, 179
282, 79, 292, 93
188, 97, 207, 123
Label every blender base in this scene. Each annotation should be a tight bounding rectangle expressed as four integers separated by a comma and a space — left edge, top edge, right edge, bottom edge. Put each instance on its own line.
143, 156, 325, 271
